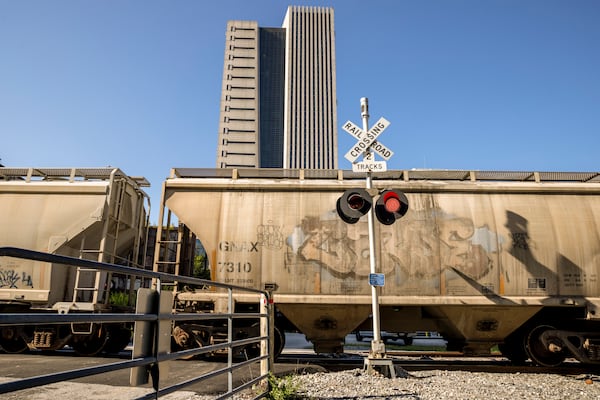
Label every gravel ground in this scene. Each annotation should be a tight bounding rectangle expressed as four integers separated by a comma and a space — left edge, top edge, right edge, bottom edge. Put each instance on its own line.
3, 367, 599, 399
282, 368, 600, 400
219, 368, 600, 400
0, 369, 600, 400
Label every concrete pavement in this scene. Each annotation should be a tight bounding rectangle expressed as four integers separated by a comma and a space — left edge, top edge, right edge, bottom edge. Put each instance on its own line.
0, 334, 325, 399
0, 332, 445, 399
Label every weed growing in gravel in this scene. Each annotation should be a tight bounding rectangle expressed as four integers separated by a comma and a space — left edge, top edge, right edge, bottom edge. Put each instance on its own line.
266, 373, 300, 400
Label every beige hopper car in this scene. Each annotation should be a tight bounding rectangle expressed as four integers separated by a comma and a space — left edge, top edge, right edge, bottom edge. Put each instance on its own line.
157, 168, 600, 366
0, 167, 149, 355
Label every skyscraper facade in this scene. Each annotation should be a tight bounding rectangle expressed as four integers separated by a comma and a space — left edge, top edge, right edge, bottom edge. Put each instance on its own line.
216, 6, 338, 169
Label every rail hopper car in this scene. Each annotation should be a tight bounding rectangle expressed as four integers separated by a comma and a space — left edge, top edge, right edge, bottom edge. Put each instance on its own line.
0, 167, 150, 355
156, 168, 600, 367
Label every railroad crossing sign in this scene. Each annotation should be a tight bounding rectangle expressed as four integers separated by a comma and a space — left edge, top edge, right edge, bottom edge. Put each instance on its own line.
342, 119, 394, 162
343, 116, 392, 173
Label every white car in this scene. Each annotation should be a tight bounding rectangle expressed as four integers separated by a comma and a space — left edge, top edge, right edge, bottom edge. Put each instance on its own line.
354, 330, 446, 346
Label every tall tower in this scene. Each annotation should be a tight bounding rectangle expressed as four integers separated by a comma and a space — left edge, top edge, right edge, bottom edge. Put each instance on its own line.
282, 6, 338, 169
216, 6, 338, 169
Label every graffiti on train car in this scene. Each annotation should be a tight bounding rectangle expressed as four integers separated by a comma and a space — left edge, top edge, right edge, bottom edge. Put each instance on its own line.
0, 267, 33, 288
396, 207, 501, 279
257, 221, 285, 249
284, 205, 503, 294
211, 196, 599, 296
286, 211, 366, 276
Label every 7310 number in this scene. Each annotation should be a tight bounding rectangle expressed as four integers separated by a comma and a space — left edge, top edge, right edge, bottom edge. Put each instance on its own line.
218, 261, 252, 273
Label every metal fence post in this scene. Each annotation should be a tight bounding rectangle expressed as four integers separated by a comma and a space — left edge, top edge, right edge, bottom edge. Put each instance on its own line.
260, 291, 272, 379
130, 288, 158, 386
227, 287, 233, 394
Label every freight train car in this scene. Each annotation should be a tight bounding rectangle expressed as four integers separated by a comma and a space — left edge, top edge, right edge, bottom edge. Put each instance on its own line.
0, 167, 149, 355
155, 168, 600, 367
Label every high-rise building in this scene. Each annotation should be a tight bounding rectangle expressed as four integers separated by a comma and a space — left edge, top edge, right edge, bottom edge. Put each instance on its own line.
216, 6, 338, 169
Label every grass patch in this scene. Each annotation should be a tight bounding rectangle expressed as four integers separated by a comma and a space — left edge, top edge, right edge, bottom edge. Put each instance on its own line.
266, 373, 300, 400
109, 291, 135, 307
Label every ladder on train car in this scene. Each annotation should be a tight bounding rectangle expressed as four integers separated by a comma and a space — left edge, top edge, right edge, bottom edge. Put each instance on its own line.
152, 200, 199, 293
153, 208, 185, 292
72, 176, 128, 309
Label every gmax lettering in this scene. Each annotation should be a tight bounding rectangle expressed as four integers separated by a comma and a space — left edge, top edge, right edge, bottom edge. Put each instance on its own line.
219, 241, 259, 252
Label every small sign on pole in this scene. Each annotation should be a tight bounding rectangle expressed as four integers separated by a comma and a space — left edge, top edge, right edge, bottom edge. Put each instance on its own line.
352, 160, 387, 173
369, 273, 385, 287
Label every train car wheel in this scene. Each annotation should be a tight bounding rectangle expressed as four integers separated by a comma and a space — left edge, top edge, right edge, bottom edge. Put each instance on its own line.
273, 326, 285, 358
526, 325, 566, 367
0, 327, 28, 353
71, 326, 108, 356
242, 325, 285, 359
103, 325, 132, 353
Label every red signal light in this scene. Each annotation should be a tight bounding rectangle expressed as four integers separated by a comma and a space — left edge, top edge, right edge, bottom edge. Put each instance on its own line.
381, 191, 402, 213
337, 188, 408, 225
375, 190, 408, 225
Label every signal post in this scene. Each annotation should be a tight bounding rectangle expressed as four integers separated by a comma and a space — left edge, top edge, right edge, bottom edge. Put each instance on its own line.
337, 98, 409, 377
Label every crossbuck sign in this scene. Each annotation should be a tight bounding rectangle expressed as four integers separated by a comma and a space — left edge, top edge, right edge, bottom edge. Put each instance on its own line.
343, 117, 393, 172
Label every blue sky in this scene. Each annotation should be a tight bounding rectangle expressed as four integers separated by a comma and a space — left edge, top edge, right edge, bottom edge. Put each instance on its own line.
1, 0, 599, 223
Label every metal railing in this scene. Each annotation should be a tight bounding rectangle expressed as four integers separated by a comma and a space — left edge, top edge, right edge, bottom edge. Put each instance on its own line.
0, 247, 273, 399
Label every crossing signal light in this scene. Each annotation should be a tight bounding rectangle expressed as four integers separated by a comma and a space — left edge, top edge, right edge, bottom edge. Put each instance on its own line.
375, 190, 409, 225
336, 188, 372, 224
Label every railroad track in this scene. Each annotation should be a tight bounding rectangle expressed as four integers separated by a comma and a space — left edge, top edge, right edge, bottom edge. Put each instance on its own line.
277, 351, 600, 376
21, 346, 600, 377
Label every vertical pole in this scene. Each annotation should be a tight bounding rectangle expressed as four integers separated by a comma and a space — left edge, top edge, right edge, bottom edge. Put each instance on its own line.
360, 98, 384, 358
259, 292, 268, 377
227, 287, 233, 393
260, 289, 274, 395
